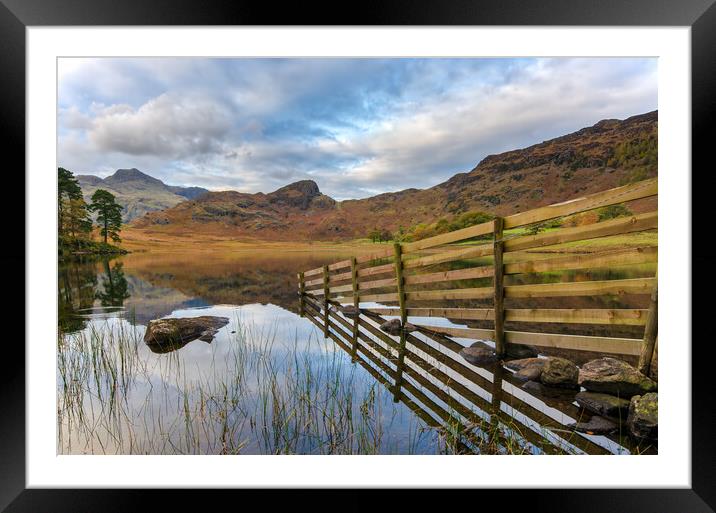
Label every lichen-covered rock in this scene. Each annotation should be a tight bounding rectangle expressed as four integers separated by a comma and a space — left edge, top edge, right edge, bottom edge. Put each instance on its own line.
540, 357, 579, 389
144, 316, 230, 347
627, 393, 658, 440
578, 357, 657, 397
567, 415, 618, 435
459, 341, 498, 366
505, 343, 540, 359
575, 391, 631, 418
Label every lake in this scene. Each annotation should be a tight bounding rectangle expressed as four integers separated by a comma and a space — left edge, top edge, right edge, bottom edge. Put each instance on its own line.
57, 248, 656, 455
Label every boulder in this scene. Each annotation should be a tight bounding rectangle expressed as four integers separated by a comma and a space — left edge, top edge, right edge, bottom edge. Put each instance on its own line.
505, 343, 540, 359
144, 316, 230, 347
578, 358, 657, 397
459, 341, 498, 366
513, 366, 543, 382
567, 415, 618, 435
575, 391, 631, 418
505, 358, 545, 382
627, 393, 658, 440
540, 357, 579, 389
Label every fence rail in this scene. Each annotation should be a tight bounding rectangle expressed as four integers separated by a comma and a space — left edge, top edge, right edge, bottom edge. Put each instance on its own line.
298, 178, 658, 396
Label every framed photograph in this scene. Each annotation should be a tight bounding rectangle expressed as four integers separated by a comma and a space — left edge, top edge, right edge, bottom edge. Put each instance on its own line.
5, 0, 712, 510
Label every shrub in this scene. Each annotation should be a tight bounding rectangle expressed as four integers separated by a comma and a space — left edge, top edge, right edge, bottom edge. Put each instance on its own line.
597, 204, 632, 222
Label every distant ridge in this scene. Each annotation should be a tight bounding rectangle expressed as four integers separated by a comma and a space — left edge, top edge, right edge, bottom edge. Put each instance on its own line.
76, 168, 209, 222
132, 110, 657, 241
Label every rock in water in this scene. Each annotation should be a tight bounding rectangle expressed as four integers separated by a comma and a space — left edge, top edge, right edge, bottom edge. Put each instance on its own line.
540, 357, 579, 389
379, 319, 402, 335
505, 357, 545, 372
575, 391, 631, 418
459, 341, 498, 366
505, 358, 545, 382
341, 305, 360, 319
578, 358, 657, 397
568, 415, 618, 435
144, 316, 230, 347
627, 393, 658, 440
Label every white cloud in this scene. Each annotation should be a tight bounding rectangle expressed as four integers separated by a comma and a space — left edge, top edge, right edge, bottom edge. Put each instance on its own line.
57, 57, 657, 198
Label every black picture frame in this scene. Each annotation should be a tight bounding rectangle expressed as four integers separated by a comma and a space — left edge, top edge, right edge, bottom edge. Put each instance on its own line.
3, 0, 712, 511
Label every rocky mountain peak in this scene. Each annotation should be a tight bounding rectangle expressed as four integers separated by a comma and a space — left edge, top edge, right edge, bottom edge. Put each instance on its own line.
105, 168, 163, 185
268, 180, 328, 210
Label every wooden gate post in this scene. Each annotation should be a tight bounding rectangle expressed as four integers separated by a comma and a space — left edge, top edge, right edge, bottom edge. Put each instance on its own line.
322, 265, 330, 338
492, 217, 506, 357
391, 242, 408, 402
638, 271, 658, 375
298, 272, 306, 317
350, 257, 360, 360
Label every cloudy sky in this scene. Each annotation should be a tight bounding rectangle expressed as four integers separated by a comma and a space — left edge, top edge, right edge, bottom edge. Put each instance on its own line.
58, 57, 657, 200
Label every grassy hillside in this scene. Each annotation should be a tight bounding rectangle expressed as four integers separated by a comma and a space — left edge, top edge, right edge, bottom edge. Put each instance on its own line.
130, 111, 657, 241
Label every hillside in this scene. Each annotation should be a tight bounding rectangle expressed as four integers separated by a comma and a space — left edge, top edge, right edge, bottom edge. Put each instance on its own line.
131, 111, 657, 241
77, 168, 209, 222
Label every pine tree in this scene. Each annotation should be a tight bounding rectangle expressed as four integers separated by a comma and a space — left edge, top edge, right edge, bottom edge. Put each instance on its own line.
58, 167, 83, 237
89, 189, 123, 244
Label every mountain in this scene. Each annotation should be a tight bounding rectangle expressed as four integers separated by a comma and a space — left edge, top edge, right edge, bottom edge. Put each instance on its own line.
77, 168, 209, 222
131, 111, 657, 240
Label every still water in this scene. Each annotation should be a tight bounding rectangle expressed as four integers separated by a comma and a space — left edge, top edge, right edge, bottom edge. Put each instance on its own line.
58, 249, 655, 455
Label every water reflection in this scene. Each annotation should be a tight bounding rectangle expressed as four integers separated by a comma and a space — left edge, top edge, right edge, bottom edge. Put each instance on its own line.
57, 249, 657, 455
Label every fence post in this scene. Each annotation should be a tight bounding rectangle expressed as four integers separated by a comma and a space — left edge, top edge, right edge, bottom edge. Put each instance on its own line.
489, 363, 505, 444
493, 217, 506, 358
392, 242, 408, 402
350, 257, 360, 360
638, 271, 658, 375
323, 265, 330, 338
297, 272, 306, 317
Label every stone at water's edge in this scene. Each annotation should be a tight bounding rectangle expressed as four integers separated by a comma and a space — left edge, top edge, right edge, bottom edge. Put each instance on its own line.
379, 318, 417, 335
505, 357, 545, 372
627, 393, 658, 440
567, 415, 618, 435
459, 341, 498, 366
578, 357, 657, 397
341, 305, 360, 319
513, 366, 542, 382
540, 357, 579, 389
505, 358, 545, 382
144, 316, 230, 346
575, 391, 631, 419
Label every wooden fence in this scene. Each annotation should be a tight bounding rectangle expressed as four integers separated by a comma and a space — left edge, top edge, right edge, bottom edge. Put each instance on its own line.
299, 177, 657, 367
296, 178, 658, 453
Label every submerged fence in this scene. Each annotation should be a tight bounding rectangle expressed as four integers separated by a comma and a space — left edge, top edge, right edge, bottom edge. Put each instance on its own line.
297, 178, 658, 452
